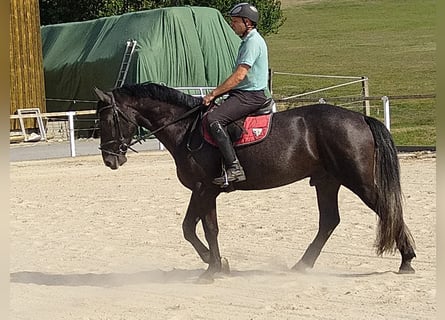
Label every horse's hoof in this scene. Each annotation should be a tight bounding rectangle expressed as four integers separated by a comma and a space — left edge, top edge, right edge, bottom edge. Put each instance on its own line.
221, 257, 230, 274
398, 266, 415, 274
291, 261, 309, 273
196, 272, 215, 284
398, 261, 415, 274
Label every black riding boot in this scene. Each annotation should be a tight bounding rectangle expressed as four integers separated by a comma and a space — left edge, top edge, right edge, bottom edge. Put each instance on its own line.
209, 121, 246, 186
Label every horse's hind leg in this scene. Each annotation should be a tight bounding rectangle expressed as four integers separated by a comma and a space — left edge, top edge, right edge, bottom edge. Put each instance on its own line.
292, 176, 341, 272
397, 223, 416, 274
356, 183, 416, 273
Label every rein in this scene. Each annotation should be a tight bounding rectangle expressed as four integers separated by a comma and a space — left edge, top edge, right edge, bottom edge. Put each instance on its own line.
98, 91, 204, 156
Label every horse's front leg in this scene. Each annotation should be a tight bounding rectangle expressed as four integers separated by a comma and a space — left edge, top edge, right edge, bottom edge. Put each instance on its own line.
182, 191, 212, 264
198, 205, 224, 282
182, 186, 227, 282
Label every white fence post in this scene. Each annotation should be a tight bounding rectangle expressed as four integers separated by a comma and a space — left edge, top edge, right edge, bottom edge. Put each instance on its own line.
67, 111, 76, 157
381, 96, 390, 131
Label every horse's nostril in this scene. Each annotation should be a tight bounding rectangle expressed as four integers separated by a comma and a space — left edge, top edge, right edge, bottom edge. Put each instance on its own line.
104, 159, 113, 167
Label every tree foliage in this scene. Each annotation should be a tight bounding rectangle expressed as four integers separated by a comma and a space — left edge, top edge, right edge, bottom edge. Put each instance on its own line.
39, 0, 285, 35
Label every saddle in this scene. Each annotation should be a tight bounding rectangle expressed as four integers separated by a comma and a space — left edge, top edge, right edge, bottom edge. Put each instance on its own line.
203, 98, 275, 147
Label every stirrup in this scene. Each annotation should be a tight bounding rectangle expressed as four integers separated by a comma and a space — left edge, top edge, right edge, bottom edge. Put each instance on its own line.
214, 167, 230, 188
212, 164, 246, 187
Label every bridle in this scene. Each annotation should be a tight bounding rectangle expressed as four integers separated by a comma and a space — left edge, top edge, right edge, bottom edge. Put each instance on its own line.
97, 91, 204, 156
97, 94, 141, 157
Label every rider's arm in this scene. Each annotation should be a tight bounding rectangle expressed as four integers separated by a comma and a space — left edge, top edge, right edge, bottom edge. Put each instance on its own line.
203, 64, 250, 105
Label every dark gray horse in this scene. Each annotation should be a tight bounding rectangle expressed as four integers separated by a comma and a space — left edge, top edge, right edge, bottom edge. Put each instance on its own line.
94, 82, 415, 282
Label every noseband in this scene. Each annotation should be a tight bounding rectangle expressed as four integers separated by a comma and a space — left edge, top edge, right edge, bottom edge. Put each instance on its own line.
97, 94, 141, 157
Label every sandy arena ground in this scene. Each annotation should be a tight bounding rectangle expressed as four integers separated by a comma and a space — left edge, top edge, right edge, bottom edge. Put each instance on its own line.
10, 150, 436, 319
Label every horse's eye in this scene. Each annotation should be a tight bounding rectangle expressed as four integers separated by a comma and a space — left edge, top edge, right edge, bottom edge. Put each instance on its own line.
119, 145, 128, 153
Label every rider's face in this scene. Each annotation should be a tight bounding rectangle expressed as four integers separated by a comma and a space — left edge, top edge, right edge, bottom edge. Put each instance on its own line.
230, 17, 247, 37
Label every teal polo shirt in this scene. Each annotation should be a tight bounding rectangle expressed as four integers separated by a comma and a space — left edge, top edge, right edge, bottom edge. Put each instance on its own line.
234, 29, 269, 91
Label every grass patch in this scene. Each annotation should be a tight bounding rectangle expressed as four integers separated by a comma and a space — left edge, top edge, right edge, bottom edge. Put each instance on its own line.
265, 0, 436, 145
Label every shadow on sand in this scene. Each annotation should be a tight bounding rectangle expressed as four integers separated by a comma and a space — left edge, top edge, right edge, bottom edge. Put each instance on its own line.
10, 267, 397, 287
10, 269, 205, 287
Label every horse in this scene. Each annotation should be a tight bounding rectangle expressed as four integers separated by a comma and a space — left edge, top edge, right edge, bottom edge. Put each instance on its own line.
94, 82, 416, 282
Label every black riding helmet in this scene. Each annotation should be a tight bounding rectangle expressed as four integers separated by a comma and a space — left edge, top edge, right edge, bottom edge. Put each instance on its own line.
229, 3, 259, 26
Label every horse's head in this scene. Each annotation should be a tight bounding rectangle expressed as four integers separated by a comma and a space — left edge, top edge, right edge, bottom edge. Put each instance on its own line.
94, 87, 138, 170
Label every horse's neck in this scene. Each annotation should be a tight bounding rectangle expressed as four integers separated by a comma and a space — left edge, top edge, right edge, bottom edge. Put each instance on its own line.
138, 100, 191, 152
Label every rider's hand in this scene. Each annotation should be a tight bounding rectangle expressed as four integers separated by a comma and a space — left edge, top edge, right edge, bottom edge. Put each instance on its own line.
203, 92, 215, 106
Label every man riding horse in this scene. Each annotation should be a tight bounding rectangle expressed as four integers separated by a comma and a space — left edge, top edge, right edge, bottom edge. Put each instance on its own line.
203, 3, 269, 186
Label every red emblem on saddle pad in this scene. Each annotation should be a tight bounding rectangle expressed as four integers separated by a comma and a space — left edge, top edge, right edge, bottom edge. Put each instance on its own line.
203, 114, 272, 147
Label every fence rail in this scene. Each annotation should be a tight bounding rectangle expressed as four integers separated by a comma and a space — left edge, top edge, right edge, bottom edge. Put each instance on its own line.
271, 71, 371, 114
275, 93, 436, 103
10, 110, 96, 157
276, 93, 435, 132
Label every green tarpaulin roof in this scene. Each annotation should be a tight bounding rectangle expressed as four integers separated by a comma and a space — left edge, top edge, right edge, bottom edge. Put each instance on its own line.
41, 6, 241, 112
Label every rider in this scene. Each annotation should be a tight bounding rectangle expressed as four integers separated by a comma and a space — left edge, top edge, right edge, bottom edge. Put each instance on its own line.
203, 3, 269, 186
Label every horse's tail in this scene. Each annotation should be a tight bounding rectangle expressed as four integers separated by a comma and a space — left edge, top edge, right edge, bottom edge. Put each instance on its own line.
364, 116, 415, 255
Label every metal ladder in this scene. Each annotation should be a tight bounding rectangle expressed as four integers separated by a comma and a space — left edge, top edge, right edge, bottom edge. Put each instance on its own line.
114, 39, 137, 88
17, 108, 47, 141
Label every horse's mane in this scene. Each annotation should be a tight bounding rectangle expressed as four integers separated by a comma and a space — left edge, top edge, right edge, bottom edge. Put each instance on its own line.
115, 82, 203, 108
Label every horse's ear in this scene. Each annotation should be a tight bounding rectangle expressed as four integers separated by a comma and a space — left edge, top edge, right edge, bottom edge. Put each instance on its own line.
93, 87, 112, 104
